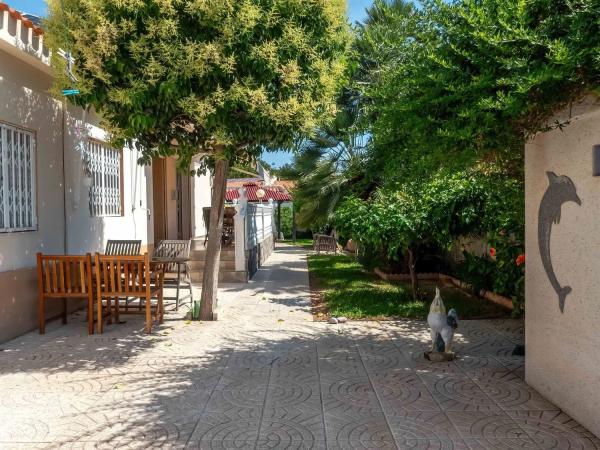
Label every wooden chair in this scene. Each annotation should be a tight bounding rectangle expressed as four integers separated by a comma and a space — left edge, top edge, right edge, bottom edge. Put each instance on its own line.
37, 253, 94, 335
153, 240, 193, 310
105, 240, 142, 256
94, 253, 164, 334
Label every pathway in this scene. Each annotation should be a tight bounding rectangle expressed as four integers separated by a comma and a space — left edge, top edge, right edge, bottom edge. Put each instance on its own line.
0, 244, 598, 449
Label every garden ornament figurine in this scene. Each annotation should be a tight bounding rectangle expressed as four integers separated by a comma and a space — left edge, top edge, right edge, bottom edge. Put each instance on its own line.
425, 287, 459, 361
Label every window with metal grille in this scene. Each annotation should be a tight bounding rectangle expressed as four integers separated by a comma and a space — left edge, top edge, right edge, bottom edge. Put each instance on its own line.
0, 122, 37, 232
86, 140, 123, 217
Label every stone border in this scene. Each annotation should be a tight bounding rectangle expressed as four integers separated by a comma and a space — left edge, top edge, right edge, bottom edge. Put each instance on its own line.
373, 268, 513, 310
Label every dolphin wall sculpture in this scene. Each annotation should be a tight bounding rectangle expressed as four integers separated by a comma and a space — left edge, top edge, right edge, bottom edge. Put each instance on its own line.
538, 171, 581, 313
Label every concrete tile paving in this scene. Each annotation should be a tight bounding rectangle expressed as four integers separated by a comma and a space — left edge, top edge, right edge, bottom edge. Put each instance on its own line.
0, 244, 597, 449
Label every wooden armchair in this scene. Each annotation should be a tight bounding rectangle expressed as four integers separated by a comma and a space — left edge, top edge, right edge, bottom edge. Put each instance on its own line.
37, 253, 94, 335
94, 253, 164, 333
105, 240, 142, 256
153, 240, 193, 310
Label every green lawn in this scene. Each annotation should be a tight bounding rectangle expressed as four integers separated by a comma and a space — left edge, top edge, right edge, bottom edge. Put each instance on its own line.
281, 238, 313, 249
307, 253, 510, 320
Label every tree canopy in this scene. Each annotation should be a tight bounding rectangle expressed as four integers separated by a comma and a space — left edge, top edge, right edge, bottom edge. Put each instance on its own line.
330, 0, 600, 310
46, 0, 350, 167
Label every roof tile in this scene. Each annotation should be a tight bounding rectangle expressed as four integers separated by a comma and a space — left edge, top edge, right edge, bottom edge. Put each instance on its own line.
0, 2, 44, 35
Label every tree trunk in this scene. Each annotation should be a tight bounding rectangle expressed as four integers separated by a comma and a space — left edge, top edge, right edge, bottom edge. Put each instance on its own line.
407, 247, 418, 299
199, 157, 229, 321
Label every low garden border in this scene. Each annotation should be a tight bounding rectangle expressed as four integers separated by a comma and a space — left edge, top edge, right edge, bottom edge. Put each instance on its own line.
373, 268, 513, 310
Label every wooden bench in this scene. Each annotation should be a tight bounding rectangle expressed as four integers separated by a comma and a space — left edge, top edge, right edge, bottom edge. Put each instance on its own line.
313, 234, 337, 253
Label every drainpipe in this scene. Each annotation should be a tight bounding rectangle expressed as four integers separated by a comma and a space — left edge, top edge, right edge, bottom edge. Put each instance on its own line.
61, 99, 68, 255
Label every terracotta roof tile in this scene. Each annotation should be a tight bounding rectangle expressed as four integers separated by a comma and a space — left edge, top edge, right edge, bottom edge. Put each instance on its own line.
0, 3, 44, 35
226, 183, 292, 202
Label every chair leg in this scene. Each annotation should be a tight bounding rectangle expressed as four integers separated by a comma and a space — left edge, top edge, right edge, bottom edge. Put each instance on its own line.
159, 289, 164, 324
97, 296, 104, 334
175, 264, 181, 310
184, 263, 193, 309
188, 279, 194, 309
115, 297, 120, 324
145, 295, 152, 333
107, 297, 113, 325
62, 298, 68, 324
39, 296, 45, 335
87, 296, 94, 335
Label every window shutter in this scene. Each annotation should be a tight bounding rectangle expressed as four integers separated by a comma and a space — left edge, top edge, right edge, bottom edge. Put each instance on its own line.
86, 140, 122, 217
0, 123, 36, 232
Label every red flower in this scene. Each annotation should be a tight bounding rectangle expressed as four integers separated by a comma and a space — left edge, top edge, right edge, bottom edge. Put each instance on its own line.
489, 247, 496, 258
516, 254, 525, 266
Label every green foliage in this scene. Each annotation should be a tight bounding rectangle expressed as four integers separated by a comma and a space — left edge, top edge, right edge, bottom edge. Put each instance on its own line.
278, 206, 293, 239
456, 252, 495, 298
334, 167, 525, 309
335, 167, 523, 255
45, 0, 350, 168
329, 0, 600, 312
286, 90, 369, 229
308, 253, 510, 319
281, 238, 313, 249
360, 0, 600, 181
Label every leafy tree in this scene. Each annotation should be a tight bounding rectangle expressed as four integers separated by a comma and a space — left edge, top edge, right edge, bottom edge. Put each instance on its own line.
288, 96, 369, 229
335, 168, 523, 300
338, 0, 600, 311
361, 0, 600, 182
278, 205, 293, 238
46, 0, 349, 320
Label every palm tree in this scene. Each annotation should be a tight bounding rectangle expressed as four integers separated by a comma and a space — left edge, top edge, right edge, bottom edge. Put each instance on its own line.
291, 105, 368, 229
289, 0, 416, 230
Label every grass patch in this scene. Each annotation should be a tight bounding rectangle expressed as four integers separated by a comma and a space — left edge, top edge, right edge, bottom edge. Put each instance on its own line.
307, 253, 510, 320
281, 238, 313, 249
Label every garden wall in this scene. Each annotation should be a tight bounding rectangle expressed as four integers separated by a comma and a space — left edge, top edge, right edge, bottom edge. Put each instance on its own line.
525, 96, 600, 437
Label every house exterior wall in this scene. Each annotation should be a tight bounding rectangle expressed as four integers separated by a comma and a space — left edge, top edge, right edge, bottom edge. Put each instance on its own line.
525, 96, 600, 438
0, 47, 68, 343
192, 161, 212, 238
64, 106, 153, 255
0, 42, 153, 342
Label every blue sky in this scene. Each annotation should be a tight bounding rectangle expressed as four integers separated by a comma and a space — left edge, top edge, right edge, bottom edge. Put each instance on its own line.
7, 0, 46, 16
9, 0, 373, 169
11, 0, 373, 22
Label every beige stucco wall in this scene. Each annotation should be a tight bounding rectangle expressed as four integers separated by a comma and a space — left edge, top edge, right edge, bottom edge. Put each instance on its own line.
0, 47, 68, 342
0, 43, 154, 343
525, 96, 600, 437
64, 107, 153, 255
192, 160, 212, 238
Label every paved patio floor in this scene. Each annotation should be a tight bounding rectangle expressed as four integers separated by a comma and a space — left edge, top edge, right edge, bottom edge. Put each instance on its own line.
0, 244, 598, 449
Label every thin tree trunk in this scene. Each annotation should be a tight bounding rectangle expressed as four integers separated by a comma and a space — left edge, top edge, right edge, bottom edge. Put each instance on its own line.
199, 156, 229, 321
408, 247, 418, 299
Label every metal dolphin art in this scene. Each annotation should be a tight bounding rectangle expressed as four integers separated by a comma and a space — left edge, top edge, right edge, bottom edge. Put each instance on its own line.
538, 171, 581, 313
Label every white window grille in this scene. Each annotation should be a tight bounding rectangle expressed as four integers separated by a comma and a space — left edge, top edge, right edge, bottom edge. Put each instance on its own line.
0, 123, 37, 232
86, 140, 122, 217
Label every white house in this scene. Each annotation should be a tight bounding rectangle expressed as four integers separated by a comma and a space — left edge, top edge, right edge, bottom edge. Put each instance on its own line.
0, 3, 216, 343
